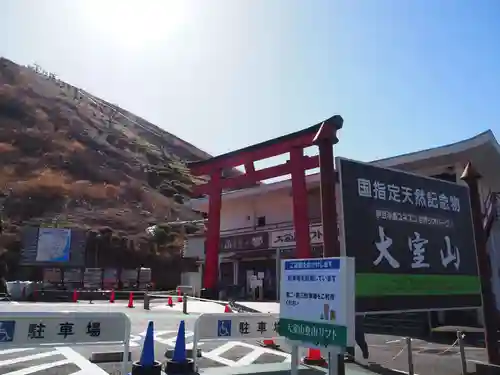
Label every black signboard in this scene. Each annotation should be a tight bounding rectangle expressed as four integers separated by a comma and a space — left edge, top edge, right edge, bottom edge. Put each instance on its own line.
337, 158, 480, 312
220, 232, 269, 252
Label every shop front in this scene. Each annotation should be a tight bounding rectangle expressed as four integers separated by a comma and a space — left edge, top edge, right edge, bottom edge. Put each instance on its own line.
218, 224, 324, 301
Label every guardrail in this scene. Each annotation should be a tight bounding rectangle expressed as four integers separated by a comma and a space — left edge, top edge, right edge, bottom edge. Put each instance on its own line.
360, 330, 471, 375
143, 292, 237, 314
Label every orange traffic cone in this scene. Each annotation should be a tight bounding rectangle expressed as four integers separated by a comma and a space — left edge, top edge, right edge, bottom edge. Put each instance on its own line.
260, 338, 280, 349
177, 288, 182, 303
109, 290, 115, 303
127, 292, 134, 308
224, 304, 232, 313
303, 349, 327, 366
72, 289, 78, 303
167, 296, 173, 307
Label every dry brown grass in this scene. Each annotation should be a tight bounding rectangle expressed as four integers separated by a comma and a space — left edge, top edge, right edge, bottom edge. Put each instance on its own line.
54, 139, 86, 152
0, 58, 203, 236
10, 169, 122, 201
0, 166, 20, 188
140, 188, 173, 214
71, 180, 121, 200
0, 143, 16, 153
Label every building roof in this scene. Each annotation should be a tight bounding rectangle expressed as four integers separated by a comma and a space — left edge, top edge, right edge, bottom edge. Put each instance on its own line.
188, 130, 500, 207
371, 130, 500, 168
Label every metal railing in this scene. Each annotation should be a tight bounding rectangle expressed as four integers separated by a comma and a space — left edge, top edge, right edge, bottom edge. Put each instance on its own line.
360, 331, 469, 375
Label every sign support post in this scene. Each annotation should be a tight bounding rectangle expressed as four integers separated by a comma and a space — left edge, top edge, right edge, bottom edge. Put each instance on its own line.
313, 116, 343, 258
460, 162, 500, 364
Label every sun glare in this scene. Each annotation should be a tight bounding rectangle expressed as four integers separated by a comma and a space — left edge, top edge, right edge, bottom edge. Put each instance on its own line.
80, 0, 190, 47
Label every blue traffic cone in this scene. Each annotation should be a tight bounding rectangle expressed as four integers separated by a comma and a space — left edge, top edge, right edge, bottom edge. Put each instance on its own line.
166, 320, 194, 374
131, 321, 162, 375
139, 321, 155, 366
172, 320, 187, 362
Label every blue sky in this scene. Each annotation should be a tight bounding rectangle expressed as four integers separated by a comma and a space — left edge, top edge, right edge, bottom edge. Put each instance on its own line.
1, 0, 500, 166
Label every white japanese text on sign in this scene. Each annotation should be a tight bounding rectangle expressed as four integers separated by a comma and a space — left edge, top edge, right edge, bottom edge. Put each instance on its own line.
357, 179, 461, 212
374, 225, 461, 271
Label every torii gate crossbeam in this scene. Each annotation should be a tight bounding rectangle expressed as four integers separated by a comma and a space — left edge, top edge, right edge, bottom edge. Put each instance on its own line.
188, 115, 344, 299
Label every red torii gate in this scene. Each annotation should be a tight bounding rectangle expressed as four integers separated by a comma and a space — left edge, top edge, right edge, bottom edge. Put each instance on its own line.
188, 115, 344, 298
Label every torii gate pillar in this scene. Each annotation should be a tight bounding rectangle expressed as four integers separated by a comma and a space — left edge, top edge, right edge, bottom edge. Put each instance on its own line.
188, 115, 343, 299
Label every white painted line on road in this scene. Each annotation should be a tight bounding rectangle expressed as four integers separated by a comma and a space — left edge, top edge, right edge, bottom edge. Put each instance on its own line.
130, 330, 205, 349
0, 350, 60, 367
387, 367, 420, 375
467, 359, 490, 364
2, 359, 71, 375
226, 341, 291, 362
56, 347, 109, 374
200, 340, 291, 367
235, 347, 267, 366
0, 348, 33, 355
202, 341, 239, 367
385, 340, 401, 344
155, 331, 203, 349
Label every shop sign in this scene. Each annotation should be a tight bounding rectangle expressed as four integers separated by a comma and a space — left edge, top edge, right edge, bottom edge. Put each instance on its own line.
220, 232, 269, 252
270, 225, 323, 248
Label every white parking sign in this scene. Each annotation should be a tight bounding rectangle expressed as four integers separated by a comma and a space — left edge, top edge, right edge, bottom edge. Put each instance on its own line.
194, 313, 279, 341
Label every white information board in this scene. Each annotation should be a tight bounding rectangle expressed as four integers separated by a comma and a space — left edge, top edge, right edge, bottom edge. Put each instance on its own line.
279, 257, 355, 349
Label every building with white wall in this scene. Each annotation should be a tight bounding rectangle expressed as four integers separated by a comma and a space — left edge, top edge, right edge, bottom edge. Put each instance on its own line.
184, 130, 500, 313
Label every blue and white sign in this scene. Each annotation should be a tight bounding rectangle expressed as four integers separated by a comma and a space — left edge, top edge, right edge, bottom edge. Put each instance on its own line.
0, 321, 15, 342
194, 313, 279, 341
0, 312, 130, 347
217, 320, 232, 337
279, 257, 355, 348
36, 228, 71, 262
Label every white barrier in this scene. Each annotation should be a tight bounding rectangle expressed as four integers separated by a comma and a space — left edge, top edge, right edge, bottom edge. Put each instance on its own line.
192, 312, 279, 370
0, 311, 131, 374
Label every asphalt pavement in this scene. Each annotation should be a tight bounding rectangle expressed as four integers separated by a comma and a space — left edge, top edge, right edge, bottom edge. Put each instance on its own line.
0, 301, 490, 375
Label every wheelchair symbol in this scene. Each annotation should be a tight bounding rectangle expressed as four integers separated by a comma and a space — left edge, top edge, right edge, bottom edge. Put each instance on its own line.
217, 320, 231, 337
0, 321, 15, 343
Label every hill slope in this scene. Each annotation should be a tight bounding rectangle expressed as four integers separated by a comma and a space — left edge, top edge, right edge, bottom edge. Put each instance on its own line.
0, 57, 208, 253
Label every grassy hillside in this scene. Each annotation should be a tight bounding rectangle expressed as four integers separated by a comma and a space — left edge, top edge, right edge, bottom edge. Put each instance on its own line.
0, 57, 208, 264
